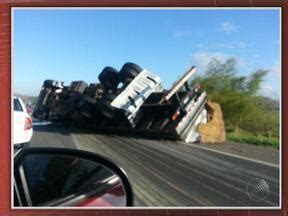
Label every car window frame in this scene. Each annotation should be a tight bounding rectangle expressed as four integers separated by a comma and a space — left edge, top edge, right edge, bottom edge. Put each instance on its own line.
14, 98, 24, 112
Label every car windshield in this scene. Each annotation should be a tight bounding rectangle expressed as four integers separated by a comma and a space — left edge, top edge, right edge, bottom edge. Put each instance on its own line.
14, 98, 23, 112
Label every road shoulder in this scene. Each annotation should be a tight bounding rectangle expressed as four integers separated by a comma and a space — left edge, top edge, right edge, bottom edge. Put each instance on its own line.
185, 141, 279, 166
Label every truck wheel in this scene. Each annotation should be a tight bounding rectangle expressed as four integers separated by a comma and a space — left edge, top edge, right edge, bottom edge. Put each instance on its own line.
85, 84, 106, 99
81, 94, 97, 104
97, 93, 121, 119
94, 84, 107, 99
119, 62, 142, 83
98, 67, 119, 91
77, 95, 97, 118
41, 89, 52, 106
69, 81, 88, 94
78, 103, 93, 118
43, 80, 56, 88
57, 99, 77, 119
32, 108, 42, 119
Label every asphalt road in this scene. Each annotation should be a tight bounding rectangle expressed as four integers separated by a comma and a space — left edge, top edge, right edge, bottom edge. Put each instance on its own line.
30, 123, 280, 207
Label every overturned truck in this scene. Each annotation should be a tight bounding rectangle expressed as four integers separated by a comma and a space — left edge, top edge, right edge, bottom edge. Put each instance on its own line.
33, 62, 225, 143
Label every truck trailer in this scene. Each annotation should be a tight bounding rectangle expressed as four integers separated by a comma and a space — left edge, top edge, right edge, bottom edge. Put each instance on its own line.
33, 62, 224, 143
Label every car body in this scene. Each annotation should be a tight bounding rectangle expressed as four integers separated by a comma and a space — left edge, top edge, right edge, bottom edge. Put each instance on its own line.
13, 96, 33, 148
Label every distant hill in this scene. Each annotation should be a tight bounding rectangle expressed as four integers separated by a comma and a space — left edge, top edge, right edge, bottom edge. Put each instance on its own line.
14, 93, 38, 106
256, 96, 279, 111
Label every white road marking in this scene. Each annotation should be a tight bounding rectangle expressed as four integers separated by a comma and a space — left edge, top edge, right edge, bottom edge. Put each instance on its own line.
183, 143, 279, 168
71, 134, 80, 149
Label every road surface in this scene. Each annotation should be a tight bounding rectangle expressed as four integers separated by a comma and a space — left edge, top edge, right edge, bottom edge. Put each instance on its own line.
30, 123, 280, 207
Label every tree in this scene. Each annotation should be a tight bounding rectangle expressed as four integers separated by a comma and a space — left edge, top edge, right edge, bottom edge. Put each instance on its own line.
193, 57, 244, 94
246, 69, 268, 96
206, 57, 237, 79
191, 57, 268, 130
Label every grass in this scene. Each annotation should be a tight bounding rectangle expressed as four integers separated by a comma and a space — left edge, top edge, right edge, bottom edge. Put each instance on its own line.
225, 110, 279, 148
227, 133, 279, 148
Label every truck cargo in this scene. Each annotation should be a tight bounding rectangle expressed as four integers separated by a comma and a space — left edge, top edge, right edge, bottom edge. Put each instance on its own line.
33, 62, 224, 143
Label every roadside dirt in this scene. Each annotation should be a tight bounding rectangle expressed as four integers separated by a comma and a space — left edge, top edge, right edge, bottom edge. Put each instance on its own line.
194, 141, 279, 165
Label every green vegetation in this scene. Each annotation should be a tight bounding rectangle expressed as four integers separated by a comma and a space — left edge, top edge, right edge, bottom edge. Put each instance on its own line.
192, 57, 279, 147
227, 133, 279, 148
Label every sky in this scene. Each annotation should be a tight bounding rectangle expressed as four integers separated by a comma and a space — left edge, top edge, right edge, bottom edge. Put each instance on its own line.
13, 8, 280, 98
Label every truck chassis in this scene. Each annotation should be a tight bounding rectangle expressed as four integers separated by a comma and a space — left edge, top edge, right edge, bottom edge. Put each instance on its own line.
33, 63, 209, 143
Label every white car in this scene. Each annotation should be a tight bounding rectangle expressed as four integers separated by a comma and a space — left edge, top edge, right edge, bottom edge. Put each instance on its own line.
13, 96, 33, 148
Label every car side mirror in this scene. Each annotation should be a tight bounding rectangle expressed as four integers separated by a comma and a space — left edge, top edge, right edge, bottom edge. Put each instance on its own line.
14, 147, 133, 207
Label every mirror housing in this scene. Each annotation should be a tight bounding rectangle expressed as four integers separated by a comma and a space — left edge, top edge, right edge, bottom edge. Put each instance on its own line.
14, 147, 133, 207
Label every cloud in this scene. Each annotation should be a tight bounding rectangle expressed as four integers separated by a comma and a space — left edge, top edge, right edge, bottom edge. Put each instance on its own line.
269, 62, 280, 77
259, 84, 279, 99
218, 22, 238, 34
262, 84, 273, 92
212, 41, 248, 49
172, 30, 193, 39
257, 62, 280, 98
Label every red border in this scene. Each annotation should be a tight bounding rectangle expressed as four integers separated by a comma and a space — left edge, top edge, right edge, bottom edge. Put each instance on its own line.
1, 1, 286, 215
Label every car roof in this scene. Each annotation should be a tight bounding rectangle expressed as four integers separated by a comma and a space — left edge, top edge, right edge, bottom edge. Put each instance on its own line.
14, 96, 22, 101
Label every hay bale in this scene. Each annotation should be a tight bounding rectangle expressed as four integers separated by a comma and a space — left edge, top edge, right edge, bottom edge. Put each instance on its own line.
198, 101, 226, 143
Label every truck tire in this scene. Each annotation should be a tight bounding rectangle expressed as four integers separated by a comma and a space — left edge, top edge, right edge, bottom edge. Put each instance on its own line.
41, 89, 52, 106
32, 108, 42, 119
85, 83, 106, 99
81, 94, 97, 104
77, 95, 97, 118
43, 80, 56, 88
98, 67, 119, 91
94, 84, 106, 99
57, 98, 77, 119
97, 93, 121, 119
69, 81, 88, 94
119, 62, 142, 83
78, 103, 93, 118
